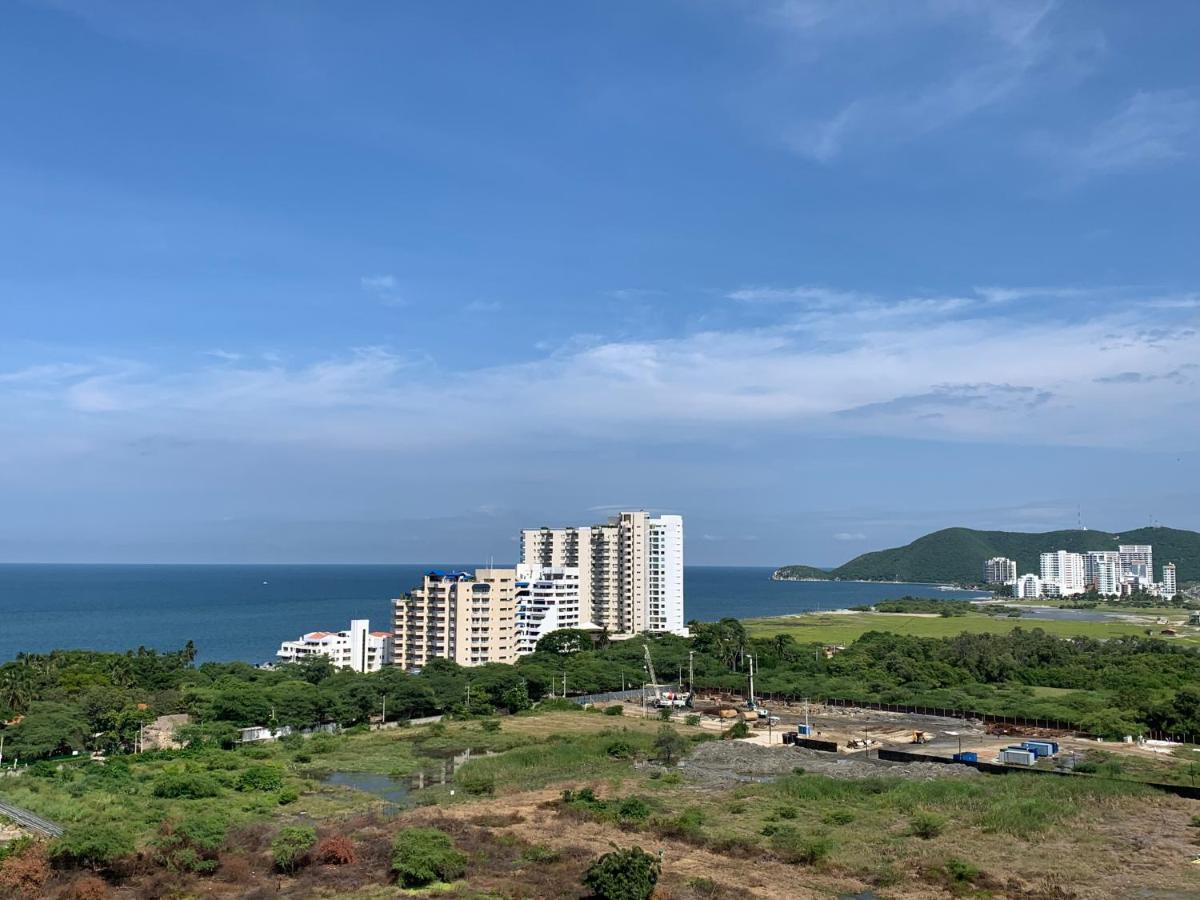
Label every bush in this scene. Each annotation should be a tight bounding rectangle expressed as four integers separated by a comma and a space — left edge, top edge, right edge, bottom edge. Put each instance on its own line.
582, 846, 661, 900
604, 704, 624, 716
944, 857, 980, 884
63, 875, 109, 900
768, 826, 831, 865
723, 721, 750, 739
314, 835, 356, 865
53, 824, 135, 870
605, 738, 636, 759
390, 828, 468, 887
0, 841, 51, 894
151, 772, 223, 799
520, 844, 561, 864
271, 826, 316, 873
236, 764, 285, 792
617, 795, 652, 823
307, 733, 339, 754
909, 811, 946, 839
658, 707, 672, 721
455, 768, 496, 796
277, 786, 300, 805
480, 717, 502, 733
277, 732, 304, 750
685, 714, 701, 727
822, 810, 855, 826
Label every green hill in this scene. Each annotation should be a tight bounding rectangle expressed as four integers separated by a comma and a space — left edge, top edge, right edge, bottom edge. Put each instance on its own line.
774, 525, 1198, 585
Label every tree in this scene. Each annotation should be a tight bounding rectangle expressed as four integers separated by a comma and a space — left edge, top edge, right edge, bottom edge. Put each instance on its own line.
0, 666, 34, 714
535, 629, 594, 655
52, 824, 135, 870
581, 846, 660, 900
653, 725, 688, 766
4, 701, 90, 759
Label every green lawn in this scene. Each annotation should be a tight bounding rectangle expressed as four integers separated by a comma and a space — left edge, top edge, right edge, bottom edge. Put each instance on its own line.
743, 610, 1158, 643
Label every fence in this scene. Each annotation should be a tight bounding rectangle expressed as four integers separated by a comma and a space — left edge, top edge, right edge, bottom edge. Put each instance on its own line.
566, 688, 645, 706
877, 748, 1200, 800
792, 737, 839, 753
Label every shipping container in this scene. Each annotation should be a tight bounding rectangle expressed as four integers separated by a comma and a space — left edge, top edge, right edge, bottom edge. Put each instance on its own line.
1021, 741, 1056, 757
953, 751, 978, 762
999, 749, 1036, 766
797, 724, 812, 736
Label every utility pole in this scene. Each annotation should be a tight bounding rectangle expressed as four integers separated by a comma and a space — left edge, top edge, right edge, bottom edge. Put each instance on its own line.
466, 682, 471, 709
381, 696, 387, 730
804, 697, 810, 733
562, 672, 567, 698
688, 651, 695, 697
748, 655, 756, 707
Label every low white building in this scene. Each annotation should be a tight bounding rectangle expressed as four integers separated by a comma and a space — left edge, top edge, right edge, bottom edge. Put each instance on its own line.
1014, 573, 1041, 599
514, 564, 596, 654
276, 619, 392, 672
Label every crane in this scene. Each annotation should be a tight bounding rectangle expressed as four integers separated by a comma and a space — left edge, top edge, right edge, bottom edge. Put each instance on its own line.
643, 642, 663, 707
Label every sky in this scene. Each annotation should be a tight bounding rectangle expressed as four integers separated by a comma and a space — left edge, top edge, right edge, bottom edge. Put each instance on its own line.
2, 0, 1199, 566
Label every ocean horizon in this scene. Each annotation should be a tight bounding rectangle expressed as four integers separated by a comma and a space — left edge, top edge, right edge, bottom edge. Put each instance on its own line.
0, 563, 988, 664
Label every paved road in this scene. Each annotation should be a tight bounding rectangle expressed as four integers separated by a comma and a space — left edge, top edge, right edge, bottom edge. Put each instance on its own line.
0, 799, 64, 837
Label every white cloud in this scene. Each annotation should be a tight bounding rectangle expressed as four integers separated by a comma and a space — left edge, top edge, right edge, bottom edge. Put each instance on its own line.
833, 531, 867, 541
4, 284, 1198, 456
360, 274, 403, 305
1027, 89, 1200, 182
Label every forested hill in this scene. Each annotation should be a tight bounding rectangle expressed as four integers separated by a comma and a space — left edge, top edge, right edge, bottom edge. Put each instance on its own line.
774, 526, 1199, 585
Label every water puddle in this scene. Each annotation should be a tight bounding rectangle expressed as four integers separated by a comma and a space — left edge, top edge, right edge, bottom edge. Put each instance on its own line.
321, 747, 492, 815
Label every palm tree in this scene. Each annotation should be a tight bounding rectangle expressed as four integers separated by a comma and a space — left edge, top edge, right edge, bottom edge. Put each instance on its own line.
0, 666, 34, 714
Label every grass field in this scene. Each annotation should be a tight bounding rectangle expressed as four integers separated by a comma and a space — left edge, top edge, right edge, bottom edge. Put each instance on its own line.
743, 609, 1167, 643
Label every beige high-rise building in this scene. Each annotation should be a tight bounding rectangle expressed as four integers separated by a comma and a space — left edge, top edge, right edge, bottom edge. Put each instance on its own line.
391, 568, 518, 670
521, 510, 684, 635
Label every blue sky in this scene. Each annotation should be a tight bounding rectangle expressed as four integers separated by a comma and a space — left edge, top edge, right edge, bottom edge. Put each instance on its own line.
2, 0, 1198, 565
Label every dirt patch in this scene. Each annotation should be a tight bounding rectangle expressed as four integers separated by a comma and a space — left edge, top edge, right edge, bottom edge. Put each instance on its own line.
679, 739, 980, 786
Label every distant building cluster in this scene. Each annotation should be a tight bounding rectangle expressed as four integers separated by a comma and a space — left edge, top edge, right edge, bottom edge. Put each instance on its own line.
986, 546, 1180, 600
390, 510, 685, 671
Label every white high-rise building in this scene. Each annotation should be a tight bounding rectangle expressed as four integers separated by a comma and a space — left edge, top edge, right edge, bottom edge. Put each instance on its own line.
1085, 551, 1123, 596
1119, 545, 1154, 584
276, 619, 392, 672
1164, 563, 1178, 600
1014, 573, 1041, 599
984, 557, 1017, 585
1040, 551, 1087, 597
514, 565, 593, 654
521, 510, 685, 635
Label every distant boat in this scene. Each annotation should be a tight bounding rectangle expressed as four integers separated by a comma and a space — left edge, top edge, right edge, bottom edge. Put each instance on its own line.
262, 581, 269, 585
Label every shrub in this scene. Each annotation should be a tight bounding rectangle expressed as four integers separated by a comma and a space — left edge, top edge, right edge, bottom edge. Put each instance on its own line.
277, 786, 300, 805
151, 772, 222, 799
653, 725, 688, 766
723, 721, 750, 739
685, 714, 701, 727
822, 810, 855, 826
604, 704, 624, 716
314, 835, 356, 865
0, 841, 51, 894
658, 707, 673, 721
605, 737, 636, 759
390, 827, 468, 887
617, 795, 652, 823
271, 826, 316, 873
944, 857, 980, 884
727, 801, 747, 815
293, 751, 312, 763
520, 844, 561, 864
582, 846, 661, 900
775, 806, 797, 820
63, 875, 109, 900
768, 827, 831, 865
909, 811, 947, 840
236, 765, 285, 792
278, 732, 304, 750
480, 717, 502, 733
307, 733, 339, 754
53, 825, 135, 870
456, 768, 496, 796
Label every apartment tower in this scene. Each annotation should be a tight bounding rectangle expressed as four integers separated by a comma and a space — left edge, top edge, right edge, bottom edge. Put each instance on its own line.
521, 510, 684, 635
392, 569, 518, 670
983, 557, 1017, 586
1164, 563, 1178, 600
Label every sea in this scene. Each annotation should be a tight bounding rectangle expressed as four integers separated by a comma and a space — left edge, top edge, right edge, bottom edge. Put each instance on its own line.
0, 564, 989, 664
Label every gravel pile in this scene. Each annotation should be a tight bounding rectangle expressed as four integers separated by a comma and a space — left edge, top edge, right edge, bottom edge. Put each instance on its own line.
680, 740, 979, 785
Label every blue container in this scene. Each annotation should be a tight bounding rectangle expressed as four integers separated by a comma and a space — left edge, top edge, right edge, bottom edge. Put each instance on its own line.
953, 751, 978, 762
1021, 741, 1056, 757
797, 724, 812, 736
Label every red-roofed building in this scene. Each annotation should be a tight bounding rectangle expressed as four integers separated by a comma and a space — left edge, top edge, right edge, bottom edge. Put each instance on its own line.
276, 619, 392, 672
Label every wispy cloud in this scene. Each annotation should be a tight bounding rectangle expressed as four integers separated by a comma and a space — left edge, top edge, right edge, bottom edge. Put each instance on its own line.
1027, 89, 1200, 182
360, 274, 403, 306
766, 0, 1101, 162
4, 283, 1198, 457
833, 531, 866, 541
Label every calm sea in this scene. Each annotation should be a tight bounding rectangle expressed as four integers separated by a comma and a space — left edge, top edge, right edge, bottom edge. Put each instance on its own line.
0, 565, 987, 664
